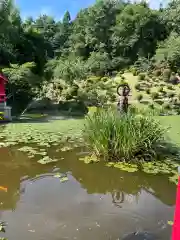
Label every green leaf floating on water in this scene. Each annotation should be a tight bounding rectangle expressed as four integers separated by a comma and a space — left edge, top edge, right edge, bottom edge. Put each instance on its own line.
18, 146, 48, 159
167, 221, 174, 226
169, 174, 178, 185
106, 162, 138, 172
53, 173, 69, 183
0, 222, 6, 233
79, 155, 100, 164
60, 177, 68, 183
105, 160, 179, 178
38, 156, 58, 165
54, 173, 62, 178
60, 146, 73, 152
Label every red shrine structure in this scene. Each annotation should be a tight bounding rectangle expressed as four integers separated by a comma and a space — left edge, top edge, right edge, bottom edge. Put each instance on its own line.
0, 73, 12, 121
0, 73, 8, 104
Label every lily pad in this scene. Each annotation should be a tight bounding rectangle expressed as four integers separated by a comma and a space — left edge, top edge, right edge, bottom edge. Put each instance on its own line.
53, 173, 69, 183
167, 220, 173, 226
60, 177, 68, 183
54, 173, 62, 178
38, 156, 58, 165
0, 222, 6, 233
79, 155, 100, 164
113, 163, 138, 172
60, 146, 73, 152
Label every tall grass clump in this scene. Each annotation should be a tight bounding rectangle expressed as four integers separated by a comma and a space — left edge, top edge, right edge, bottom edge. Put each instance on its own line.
84, 108, 165, 162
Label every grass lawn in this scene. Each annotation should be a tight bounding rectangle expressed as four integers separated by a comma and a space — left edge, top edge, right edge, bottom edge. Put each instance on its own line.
160, 115, 180, 147
1, 110, 180, 149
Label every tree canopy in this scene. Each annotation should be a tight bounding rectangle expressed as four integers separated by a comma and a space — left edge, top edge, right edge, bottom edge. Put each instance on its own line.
0, 0, 178, 110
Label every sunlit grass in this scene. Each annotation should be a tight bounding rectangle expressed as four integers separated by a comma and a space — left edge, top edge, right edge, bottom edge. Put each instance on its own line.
84, 108, 165, 162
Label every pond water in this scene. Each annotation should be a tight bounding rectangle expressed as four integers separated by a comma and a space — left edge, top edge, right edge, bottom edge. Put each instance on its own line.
0, 146, 176, 240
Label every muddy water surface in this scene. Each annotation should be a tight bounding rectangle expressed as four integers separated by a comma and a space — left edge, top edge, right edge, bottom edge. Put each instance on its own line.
0, 146, 176, 240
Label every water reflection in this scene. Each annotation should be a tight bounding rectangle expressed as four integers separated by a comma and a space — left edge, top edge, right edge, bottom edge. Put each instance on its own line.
0, 146, 177, 211
111, 191, 125, 208
0, 147, 54, 210
0, 146, 176, 240
51, 148, 176, 206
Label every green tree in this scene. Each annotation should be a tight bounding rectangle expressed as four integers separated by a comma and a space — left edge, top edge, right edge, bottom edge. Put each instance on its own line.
3, 62, 43, 113
111, 3, 167, 63
155, 32, 180, 70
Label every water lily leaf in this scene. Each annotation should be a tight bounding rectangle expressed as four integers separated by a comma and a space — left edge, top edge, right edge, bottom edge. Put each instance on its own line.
0, 222, 6, 233
167, 221, 173, 226
60, 146, 73, 152
79, 155, 99, 164
106, 162, 115, 167
38, 156, 58, 165
60, 177, 68, 183
54, 173, 62, 178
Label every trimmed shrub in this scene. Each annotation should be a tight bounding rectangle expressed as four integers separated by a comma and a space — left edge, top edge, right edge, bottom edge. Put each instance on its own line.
101, 76, 109, 82
151, 92, 159, 100
138, 73, 146, 81
109, 94, 116, 102
84, 108, 165, 162
148, 103, 155, 109
167, 85, 174, 90
167, 92, 175, 98
131, 67, 137, 76
159, 76, 163, 81
119, 70, 124, 74
152, 76, 157, 82
163, 69, 171, 82
162, 103, 171, 110
117, 72, 122, 77
87, 76, 101, 83
153, 69, 161, 77
162, 90, 167, 96
172, 98, 178, 105
145, 75, 150, 81
135, 83, 141, 91
146, 88, 151, 94
154, 99, 164, 105
136, 94, 143, 102
158, 86, 164, 93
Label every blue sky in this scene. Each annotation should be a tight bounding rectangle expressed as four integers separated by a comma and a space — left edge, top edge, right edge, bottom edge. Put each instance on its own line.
14, 0, 169, 21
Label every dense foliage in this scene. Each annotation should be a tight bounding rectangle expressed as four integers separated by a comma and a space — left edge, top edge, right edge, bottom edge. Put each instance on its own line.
0, 0, 179, 111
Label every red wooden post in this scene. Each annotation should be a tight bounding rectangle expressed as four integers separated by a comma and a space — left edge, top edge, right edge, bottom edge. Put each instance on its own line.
172, 167, 180, 240
0, 74, 8, 104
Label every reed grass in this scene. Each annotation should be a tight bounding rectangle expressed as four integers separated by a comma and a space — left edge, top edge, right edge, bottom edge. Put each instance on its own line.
84, 108, 165, 162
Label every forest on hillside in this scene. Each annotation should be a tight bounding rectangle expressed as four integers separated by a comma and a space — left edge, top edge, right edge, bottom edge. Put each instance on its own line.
1, 0, 180, 112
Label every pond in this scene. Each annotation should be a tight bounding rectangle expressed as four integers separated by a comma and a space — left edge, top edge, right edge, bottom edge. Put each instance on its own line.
0, 145, 176, 240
